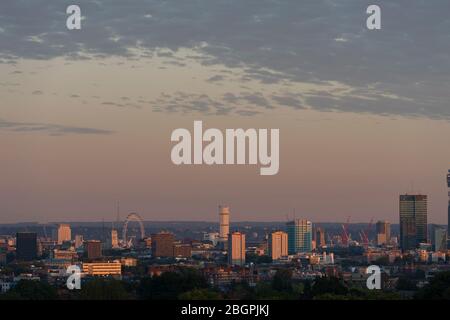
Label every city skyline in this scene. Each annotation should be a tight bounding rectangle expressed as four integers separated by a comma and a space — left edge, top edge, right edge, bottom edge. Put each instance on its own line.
3, 184, 448, 302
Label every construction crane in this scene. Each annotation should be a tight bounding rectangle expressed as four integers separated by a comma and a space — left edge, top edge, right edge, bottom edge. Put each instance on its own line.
360, 218, 374, 248
341, 216, 351, 246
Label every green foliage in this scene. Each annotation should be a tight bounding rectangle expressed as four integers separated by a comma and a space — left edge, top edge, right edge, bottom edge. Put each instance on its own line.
224, 283, 254, 300
271, 269, 293, 292
1, 263, 32, 275
246, 254, 272, 264
179, 288, 222, 300
301, 280, 313, 300
313, 293, 352, 300
254, 282, 299, 300
314, 288, 401, 300
413, 269, 425, 279
361, 290, 402, 300
138, 269, 209, 300
222, 272, 303, 300
396, 277, 416, 291
415, 271, 450, 300
0, 280, 57, 300
77, 278, 131, 300
311, 276, 348, 296
252, 283, 282, 299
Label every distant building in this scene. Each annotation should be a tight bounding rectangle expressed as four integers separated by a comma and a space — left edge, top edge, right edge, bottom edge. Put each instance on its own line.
447, 170, 450, 245
53, 249, 78, 261
376, 220, 391, 246
228, 232, 245, 266
286, 219, 312, 254
173, 242, 192, 258
56, 224, 71, 245
315, 227, 326, 248
399, 194, 427, 251
82, 261, 121, 276
110, 229, 119, 249
84, 240, 102, 260
16, 232, 37, 261
0, 252, 7, 265
219, 205, 230, 244
139, 236, 152, 249
74, 235, 84, 249
142, 237, 152, 249
120, 257, 137, 267
310, 252, 334, 265
151, 232, 175, 257
268, 231, 288, 260
433, 226, 447, 252
203, 232, 219, 246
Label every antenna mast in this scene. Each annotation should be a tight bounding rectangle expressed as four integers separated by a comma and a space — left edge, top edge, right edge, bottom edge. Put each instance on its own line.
113, 200, 120, 230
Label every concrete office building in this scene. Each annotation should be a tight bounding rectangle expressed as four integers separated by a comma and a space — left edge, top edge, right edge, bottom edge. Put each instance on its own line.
228, 232, 245, 266
399, 194, 427, 251
268, 231, 288, 260
16, 232, 37, 261
287, 219, 312, 254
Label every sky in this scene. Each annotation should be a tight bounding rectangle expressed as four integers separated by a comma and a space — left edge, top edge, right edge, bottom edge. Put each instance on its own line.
1, 0, 450, 223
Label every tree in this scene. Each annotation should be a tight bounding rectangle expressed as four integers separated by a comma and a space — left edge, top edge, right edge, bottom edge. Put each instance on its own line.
253, 282, 299, 300
415, 271, 450, 300
314, 288, 401, 300
179, 288, 222, 300
246, 254, 272, 264
301, 280, 313, 300
413, 269, 425, 279
396, 277, 416, 291
311, 276, 348, 297
224, 283, 254, 300
77, 279, 131, 300
0, 280, 57, 300
272, 269, 293, 292
138, 269, 209, 300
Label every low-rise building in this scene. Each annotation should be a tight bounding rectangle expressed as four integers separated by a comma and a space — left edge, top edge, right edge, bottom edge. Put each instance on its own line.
82, 261, 121, 277
53, 249, 78, 262
120, 257, 138, 267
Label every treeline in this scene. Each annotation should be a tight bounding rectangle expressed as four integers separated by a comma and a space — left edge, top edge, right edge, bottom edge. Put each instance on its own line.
1, 269, 450, 300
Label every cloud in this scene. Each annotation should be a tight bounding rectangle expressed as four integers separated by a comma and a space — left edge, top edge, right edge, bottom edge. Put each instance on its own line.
207, 75, 225, 82
0, 82, 20, 87
149, 89, 316, 115
271, 94, 304, 110
101, 101, 124, 108
150, 91, 276, 116
1, 1, 450, 120
0, 119, 115, 136
235, 110, 262, 117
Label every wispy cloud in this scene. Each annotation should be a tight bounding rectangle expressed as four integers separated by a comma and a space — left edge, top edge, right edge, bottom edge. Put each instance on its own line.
0, 119, 115, 136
